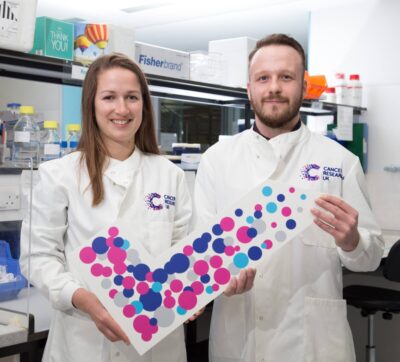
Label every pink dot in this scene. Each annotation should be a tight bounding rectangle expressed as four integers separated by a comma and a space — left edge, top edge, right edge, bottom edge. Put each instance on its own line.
193, 260, 209, 276
183, 245, 193, 256
114, 263, 127, 275
225, 246, 235, 256
255, 204, 262, 211
145, 272, 154, 282
178, 290, 197, 310
106, 237, 114, 247
91, 263, 103, 277
271, 222, 277, 228
234, 246, 240, 252
170, 279, 183, 293
133, 315, 149, 333
108, 227, 119, 237
137, 282, 149, 295
281, 207, 292, 217
79, 247, 96, 264
123, 304, 136, 318
191, 281, 204, 295
102, 266, 112, 277
214, 268, 231, 285
109, 289, 117, 299
142, 333, 152, 342
289, 187, 295, 193
236, 226, 252, 243
164, 296, 176, 308
108, 247, 127, 264
264, 240, 273, 249
122, 276, 136, 289
212, 284, 220, 291
220, 217, 235, 232
210, 255, 223, 269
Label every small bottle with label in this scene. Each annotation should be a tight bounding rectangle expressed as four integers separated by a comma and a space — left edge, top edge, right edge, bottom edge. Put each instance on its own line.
324, 87, 336, 103
348, 74, 363, 107
66, 124, 81, 153
40, 120, 61, 162
333, 73, 348, 105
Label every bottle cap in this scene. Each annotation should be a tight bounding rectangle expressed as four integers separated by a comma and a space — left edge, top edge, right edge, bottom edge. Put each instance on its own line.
44, 120, 58, 129
7, 103, 21, 108
335, 73, 345, 79
66, 124, 81, 132
325, 87, 336, 93
349, 74, 360, 80
19, 106, 35, 115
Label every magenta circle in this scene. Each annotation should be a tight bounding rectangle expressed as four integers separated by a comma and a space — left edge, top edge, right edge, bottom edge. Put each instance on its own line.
183, 245, 193, 256
133, 315, 149, 333
114, 263, 127, 275
220, 217, 235, 232
289, 187, 295, 193
108, 247, 127, 264
214, 268, 231, 285
108, 227, 119, 237
271, 222, 277, 228
281, 207, 292, 217
255, 204, 262, 211
90, 263, 103, 277
137, 282, 149, 295
212, 284, 220, 291
79, 247, 96, 264
264, 239, 273, 249
109, 289, 117, 299
106, 237, 114, 247
193, 260, 209, 276
170, 279, 183, 293
164, 290, 172, 297
164, 296, 176, 308
225, 246, 235, 256
191, 281, 204, 295
142, 333, 152, 342
122, 276, 135, 289
102, 266, 112, 277
210, 255, 223, 269
234, 246, 240, 252
145, 272, 154, 282
178, 290, 197, 310
123, 304, 136, 318
236, 226, 252, 243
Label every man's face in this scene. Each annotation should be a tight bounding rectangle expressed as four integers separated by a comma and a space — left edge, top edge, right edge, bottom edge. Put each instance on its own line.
247, 45, 305, 129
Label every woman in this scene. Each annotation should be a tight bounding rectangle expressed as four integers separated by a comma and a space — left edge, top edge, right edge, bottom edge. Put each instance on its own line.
20, 53, 192, 361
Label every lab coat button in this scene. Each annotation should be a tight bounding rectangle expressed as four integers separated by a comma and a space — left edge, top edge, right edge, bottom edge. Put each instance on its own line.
256, 155, 260, 159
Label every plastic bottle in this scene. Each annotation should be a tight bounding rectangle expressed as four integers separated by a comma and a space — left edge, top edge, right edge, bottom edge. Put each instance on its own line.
348, 74, 363, 107
40, 120, 60, 162
6, 103, 21, 120
12, 106, 40, 166
66, 124, 81, 153
333, 73, 348, 105
324, 87, 336, 103
60, 140, 68, 157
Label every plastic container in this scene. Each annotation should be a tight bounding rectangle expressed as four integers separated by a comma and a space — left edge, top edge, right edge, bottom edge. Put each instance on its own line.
333, 73, 348, 105
324, 87, 336, 103
0, 240, 27, 302
11, 106, 40, 166
348, 74, 363, 107
60, 140, 68, 157
66, 124, 81, 153
40, 120, 60, 162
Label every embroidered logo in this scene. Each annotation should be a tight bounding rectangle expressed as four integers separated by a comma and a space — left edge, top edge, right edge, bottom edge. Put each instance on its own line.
145, 193, 176, 210
300, 164, 320, 181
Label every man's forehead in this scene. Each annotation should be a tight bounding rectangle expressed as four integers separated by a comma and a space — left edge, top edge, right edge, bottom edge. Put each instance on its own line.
249, 45, 303, 70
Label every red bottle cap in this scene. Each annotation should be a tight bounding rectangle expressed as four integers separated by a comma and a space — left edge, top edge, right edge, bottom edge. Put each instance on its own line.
325, 87, 336, 93
349, 74, 360, 80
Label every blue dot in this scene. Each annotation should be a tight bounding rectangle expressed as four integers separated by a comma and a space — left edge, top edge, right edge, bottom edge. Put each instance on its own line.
121, 239, 130, 250
165, 253, 190, 274
212, 238, 226, 254
301, 194, 307, 200
202, 233, 212, 242
246, 216, 254, 224
133, 264, 150, 281
286, 219, 297, 230
183, 286, 194, 292
277, 194, 285, 202
140, 290, 162, 312
261, 243, 267, 249
262, 186, 273, 197
206, 286, 213, 294
212, 224, 223, 236
114, 275, 123, 285
152, 282, 162, 292
149, 318, 158, 326
200, 274, 210, 283
123, 288, 134, 298
153, 268, 168, 283
254, 210, 262, 219
247, 228, 257, 238
92, 237, 108, 254
113, 237, 124, 247
131, 301, 143, 314
127, 265, 135, 273
234, 253, 249, 268
266, 202, 277, 213
235, 208, 243, 217
193, 237, 208, 253
248, 246, 262, 261
177, 306, 187, 315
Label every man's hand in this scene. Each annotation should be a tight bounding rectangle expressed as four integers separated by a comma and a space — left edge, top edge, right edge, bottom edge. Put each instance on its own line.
311, 194, 360, 252
72, 288, 130, 345
223, 268, 256, 297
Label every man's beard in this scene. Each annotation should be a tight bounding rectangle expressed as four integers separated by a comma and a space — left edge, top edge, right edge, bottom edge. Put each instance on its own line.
251, 93, 303, 129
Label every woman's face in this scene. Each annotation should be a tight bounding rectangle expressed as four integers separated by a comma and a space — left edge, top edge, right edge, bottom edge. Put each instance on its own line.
94, 67, 143, 160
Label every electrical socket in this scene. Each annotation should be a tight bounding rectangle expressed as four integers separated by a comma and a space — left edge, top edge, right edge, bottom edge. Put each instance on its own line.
0, 186, 21, 210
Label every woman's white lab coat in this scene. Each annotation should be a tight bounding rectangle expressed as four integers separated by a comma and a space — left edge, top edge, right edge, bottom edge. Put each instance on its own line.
193, 124, 384, 362
20, 149, 191, 362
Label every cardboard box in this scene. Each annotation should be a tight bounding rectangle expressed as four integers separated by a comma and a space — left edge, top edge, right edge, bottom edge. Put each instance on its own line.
209, 37, 257, 88
74, 23, 109, 64
30, 17, 74, 60
135, 42, 189, 80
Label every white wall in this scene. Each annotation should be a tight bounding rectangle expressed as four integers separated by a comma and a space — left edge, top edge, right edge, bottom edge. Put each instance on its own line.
309, 1, 400, 361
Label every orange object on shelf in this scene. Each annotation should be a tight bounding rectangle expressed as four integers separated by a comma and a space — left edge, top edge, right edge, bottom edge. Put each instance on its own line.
304, 71, 327, 99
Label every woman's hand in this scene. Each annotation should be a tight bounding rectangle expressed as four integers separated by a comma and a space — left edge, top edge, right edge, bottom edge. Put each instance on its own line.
72, 288, 130, 345
223, 268, 256, 297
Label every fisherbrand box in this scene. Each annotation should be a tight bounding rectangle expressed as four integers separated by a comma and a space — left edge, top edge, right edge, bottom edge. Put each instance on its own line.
135, 42, 189, 79
30, 17, 74, 60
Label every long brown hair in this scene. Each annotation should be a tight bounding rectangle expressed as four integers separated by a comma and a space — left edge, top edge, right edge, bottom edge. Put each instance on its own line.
78, 53, 159, 206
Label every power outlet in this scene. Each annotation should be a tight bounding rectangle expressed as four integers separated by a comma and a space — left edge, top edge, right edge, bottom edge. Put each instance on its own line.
0, 186, 21, 210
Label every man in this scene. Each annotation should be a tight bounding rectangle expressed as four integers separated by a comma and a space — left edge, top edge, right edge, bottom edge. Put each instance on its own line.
193, 34, 384, 362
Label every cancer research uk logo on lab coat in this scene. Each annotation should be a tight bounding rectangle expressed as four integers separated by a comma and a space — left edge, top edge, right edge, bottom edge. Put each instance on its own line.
300, 164, 344, 181
145, 192, 176, 210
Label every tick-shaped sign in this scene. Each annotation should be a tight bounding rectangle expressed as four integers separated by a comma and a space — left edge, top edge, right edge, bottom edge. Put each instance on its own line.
70, 180, 317, 355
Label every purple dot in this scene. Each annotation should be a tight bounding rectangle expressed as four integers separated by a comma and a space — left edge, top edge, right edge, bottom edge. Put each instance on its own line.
108, 247, 127, 264
91, 263, 103, 276
123, 304, 136, 318
183, 245, 193, 256
178, 290, 197, 310
214, 268, 231, 285
210, 255, 222, 268
80, 247, 96, 264
220, 217, 235, 232
236, 226, 252, 244
149, 318, 157, 326
281, 207, 292, 217
193, 260, 209, 276
108, 227, 119, 237
170, 279, 183, 293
